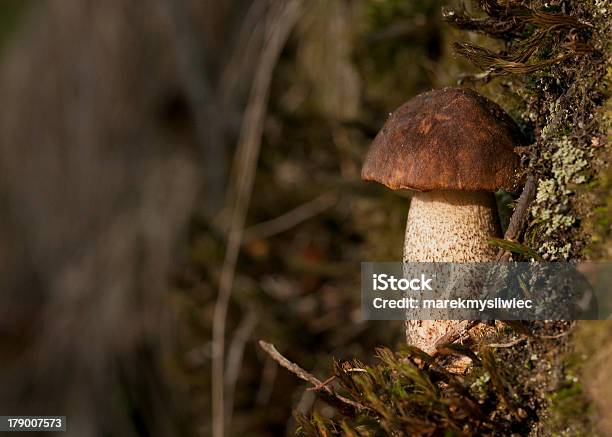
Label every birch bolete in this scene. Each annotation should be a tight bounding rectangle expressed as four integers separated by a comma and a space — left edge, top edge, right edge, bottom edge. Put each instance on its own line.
362, 87, 523, 354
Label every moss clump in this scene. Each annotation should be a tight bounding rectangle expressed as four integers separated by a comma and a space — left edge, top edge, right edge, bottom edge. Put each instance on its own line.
541, 323, 599, 436
295, 346, 530, 436
546, 373, 592, 436
294, 322, 577, 437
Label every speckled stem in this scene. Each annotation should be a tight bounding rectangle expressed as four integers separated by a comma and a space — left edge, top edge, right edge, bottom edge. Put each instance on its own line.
403, 190, 501, 354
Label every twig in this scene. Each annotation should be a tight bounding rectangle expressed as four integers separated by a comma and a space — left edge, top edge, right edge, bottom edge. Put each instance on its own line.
485, 337, 526, 348
306, 375, 336, 391
497, 174, 537, 261
258, 341, 328, 389
538, 327, 575, 339
255, 355, 278, 406
242, 192, 338, 243
483, 325, 573, 348
211, 3, 303, 436
224, 311, 258, 436
258, 341, 366, 411
433, 320, 479, 352
218, 1, 269, 113
217, 2, 269, 215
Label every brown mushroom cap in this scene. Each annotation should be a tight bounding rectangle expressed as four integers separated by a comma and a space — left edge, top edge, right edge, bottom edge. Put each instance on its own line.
361, 87, 524, 192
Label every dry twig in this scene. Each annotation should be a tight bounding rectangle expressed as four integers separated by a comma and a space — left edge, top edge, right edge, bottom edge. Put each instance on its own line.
258, 341, 366, 411
433, 320, 479, 353
255, 355, 278, 406
243, 192, 338, 243
485, 338, 526, 348
306, 375, 336, 391
538, 323, 576, 339
484, 323, 574, 348
224, 311, 258, 434
497, 174, 537, 261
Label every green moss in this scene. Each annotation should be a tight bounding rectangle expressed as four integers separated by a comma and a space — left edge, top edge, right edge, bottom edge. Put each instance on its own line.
296, 346, 531, 436
545, 330, 595, 437
295, 321, 581, 436
547, 377, 592, 437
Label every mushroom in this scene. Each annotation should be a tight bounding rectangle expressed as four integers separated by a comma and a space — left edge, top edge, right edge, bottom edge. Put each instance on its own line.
361, 87, 523, 354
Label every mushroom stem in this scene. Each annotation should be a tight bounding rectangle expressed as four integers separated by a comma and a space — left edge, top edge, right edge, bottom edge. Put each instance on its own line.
403, 190, 501, 353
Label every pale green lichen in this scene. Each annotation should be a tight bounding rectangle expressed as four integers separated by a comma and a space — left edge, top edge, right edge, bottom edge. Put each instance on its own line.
550, 137, 590, 185
535, 179, 557, 205
531, 136, 591, 259
539, 241, 573, 260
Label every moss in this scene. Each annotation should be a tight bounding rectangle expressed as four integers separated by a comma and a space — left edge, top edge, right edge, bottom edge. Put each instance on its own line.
546, 377, 593, 436
295, 322, 578, 436
539, 336, 594, 436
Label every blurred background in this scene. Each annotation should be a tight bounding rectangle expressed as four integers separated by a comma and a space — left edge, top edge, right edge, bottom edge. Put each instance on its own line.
0, 0, 596, 436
